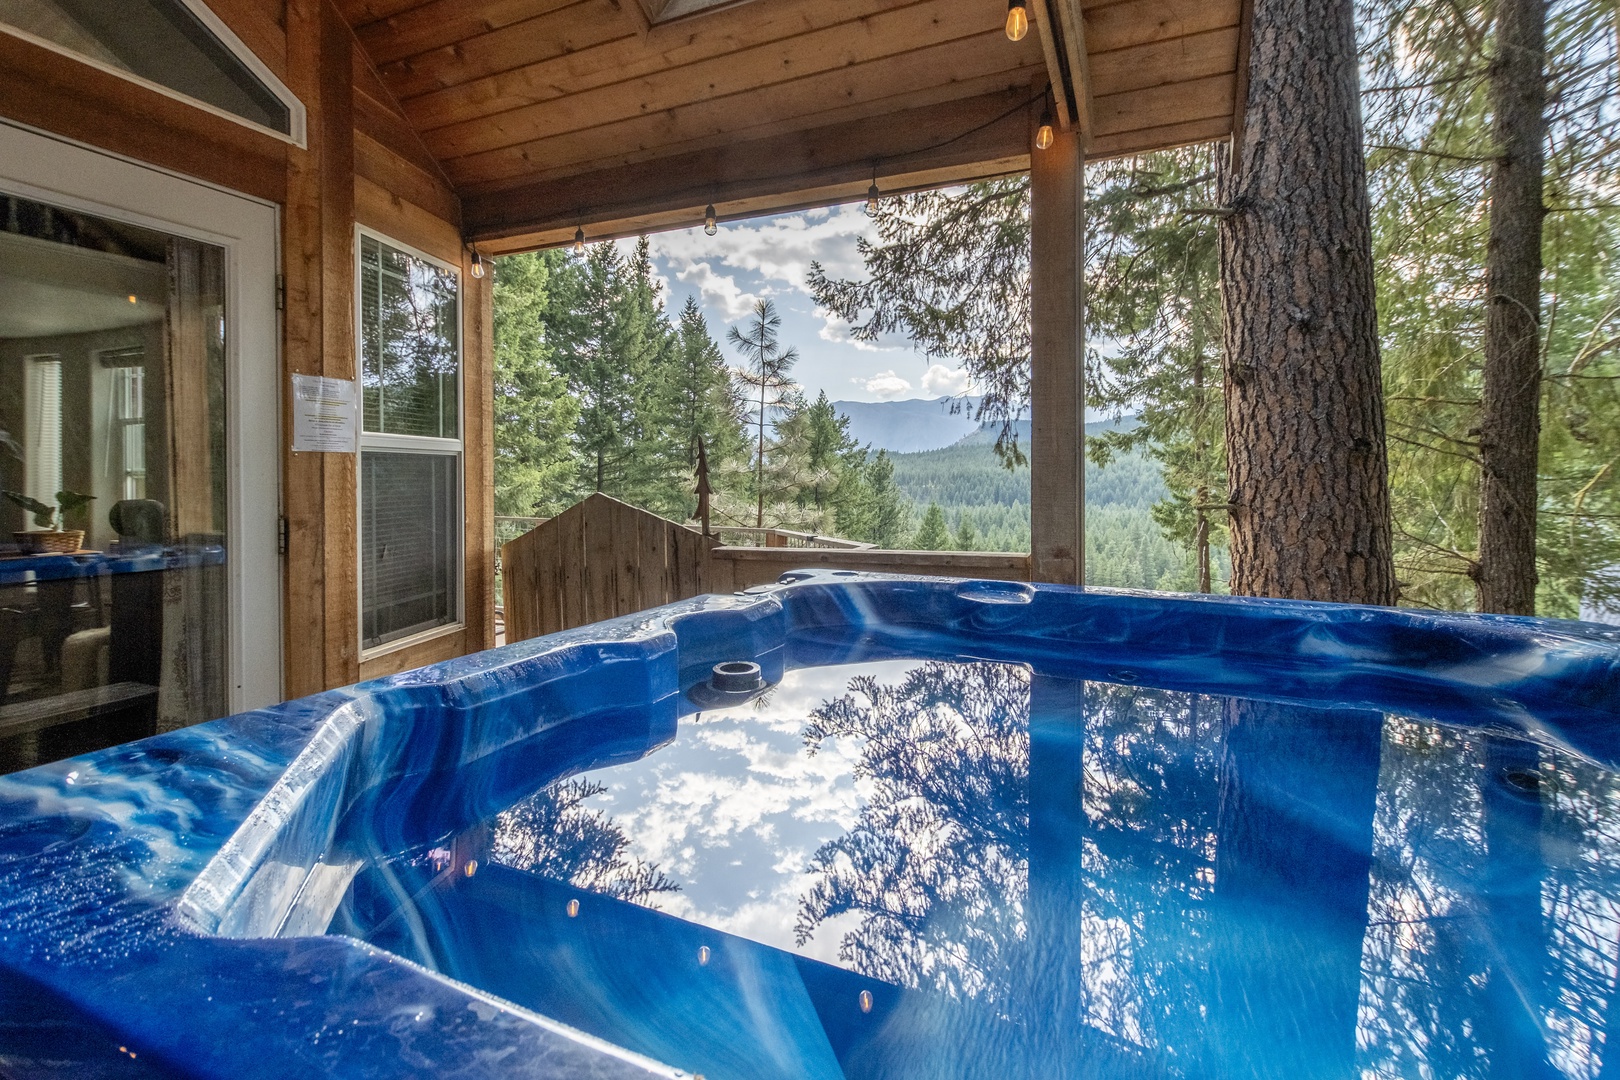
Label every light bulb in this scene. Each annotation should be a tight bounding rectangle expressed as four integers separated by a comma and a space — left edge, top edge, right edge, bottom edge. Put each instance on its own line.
469, 250, 485, 279
1035, 106, 1055, 151
1005, 0, 1028, 42
573, 227, 585, 255
867, 182, 880, 216
704, 204, 718, 236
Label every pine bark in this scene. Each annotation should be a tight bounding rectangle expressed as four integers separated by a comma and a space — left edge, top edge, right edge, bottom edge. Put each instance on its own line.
1476, 0, 1547, 615
1219, 0, 1396, 605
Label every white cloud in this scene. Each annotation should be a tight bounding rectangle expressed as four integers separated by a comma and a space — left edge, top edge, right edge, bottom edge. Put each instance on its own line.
921, 363, 973, 397
862, 370, 913, 399
676, 261, 759, 322
816, 309, 886, 352
650, 204, 875, 295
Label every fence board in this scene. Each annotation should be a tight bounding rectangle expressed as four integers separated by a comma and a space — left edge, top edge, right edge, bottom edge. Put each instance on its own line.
498, 494, 1032, 642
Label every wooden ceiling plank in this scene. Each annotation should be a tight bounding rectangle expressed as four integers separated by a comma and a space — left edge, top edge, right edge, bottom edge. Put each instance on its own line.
1087, 112, 1230, 158
440, 30, 1034, 185
335, 0, 425, 29
388, 0, 922, 115
357, 0, 585, 66
422, 0, 1015, 159
382, 1, 634, 104
1090, 71, 1233, 138
463, 86, 1033, 240
1089, 25, 1236, 98
456, 65, 1041, 193
1084, 0, 1238, 54
1028, 0, 1073, 130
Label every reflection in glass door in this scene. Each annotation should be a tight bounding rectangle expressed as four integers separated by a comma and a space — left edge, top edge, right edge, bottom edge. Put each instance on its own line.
0, 192, 230, 770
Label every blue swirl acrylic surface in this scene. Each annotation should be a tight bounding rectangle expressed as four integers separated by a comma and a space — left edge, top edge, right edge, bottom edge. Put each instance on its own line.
1, 574, 1618, 1078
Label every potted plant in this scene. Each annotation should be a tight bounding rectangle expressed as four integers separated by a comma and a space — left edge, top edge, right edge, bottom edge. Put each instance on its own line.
4, 489, 96, 554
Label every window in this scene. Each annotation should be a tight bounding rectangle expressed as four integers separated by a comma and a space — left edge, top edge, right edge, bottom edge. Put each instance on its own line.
24, 353, 62, 502
0, 0, 303, 141
357, 231, 461, 653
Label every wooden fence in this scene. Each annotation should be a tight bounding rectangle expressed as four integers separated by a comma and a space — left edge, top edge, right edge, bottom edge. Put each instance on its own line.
500, 493, 1032, 642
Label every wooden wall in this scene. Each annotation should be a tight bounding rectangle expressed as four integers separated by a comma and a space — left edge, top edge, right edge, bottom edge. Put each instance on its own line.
0, 0, 497, 700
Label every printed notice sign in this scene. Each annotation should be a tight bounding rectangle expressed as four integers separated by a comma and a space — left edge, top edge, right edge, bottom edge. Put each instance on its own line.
291, 375, 358, 452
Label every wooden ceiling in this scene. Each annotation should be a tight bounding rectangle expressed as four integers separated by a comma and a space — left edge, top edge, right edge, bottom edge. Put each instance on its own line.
334, 0, 1245, 251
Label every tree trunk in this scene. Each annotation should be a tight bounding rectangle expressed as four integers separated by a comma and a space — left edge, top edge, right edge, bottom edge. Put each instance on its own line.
756, 384, 766, 528
1477, 0, 1547, 616
1219, 0, 1396, 605
1194, 351, 1212, 593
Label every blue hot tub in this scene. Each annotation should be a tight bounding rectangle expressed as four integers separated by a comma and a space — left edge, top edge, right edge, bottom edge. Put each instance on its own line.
2, 573, 1619, 1078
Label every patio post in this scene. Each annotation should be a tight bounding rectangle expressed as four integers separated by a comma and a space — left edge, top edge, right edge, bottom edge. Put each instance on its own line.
1029, 121, 1085, 586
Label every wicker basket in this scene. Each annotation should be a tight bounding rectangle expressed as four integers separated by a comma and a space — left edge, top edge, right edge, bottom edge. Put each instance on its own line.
15, 530, 84, 554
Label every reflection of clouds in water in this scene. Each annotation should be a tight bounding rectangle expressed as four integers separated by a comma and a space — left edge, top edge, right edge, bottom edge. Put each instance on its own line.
575, 660, 930, 953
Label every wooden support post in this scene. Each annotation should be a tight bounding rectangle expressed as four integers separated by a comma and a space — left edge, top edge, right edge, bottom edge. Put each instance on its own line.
1029, 125, 1085, 586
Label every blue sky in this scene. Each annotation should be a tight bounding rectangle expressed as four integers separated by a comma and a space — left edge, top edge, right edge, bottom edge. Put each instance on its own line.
619, 201, 975, 404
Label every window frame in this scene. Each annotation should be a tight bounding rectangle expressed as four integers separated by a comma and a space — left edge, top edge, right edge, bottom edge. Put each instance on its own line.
0, 0, 308, 146
353, 225, 465, 660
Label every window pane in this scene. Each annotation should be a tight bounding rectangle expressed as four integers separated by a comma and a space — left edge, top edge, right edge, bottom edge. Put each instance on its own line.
0, 0, 292, 135
361, 450, 460, 650
0, 192, 229, 772
360, 235, 459, 440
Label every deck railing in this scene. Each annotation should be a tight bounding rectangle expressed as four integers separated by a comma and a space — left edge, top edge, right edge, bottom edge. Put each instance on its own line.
500, 494, 1031, 642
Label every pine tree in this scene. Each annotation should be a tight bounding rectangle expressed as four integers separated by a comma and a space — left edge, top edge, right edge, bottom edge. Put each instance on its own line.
954, 513, 979, 552
912, 502, 949, 550
545, 243, 635, 496
728, 299, 800, 527
1219, 0, 1395, 605
491, 251, 579, 517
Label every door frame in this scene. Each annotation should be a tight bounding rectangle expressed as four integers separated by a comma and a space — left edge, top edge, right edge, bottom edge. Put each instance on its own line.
0, 119, 284, 714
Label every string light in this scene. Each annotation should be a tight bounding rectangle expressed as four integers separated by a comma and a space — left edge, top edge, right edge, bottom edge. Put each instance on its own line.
1035, 102, 1055, 151
867, 180, 880, 216
1005, 0, 1028, 41
573, 227, 585, 255
704, 204, 718, 236
469, 249, 485, 279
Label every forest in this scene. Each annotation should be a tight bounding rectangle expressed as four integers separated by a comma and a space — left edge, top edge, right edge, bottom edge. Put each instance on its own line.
494, 0, 1618, 618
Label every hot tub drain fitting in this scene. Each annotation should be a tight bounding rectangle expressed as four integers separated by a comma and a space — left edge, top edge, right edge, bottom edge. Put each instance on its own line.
711, 661, 763, 693
687, 660, 767, 707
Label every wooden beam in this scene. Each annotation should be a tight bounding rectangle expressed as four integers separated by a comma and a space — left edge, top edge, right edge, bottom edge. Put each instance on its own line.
1029, 123, 1085, 587
1230, 0, 1255, 158
282, 0, 360, 696
463, 85, 1033, 242
1054, 0, 1094, 139
1028, 0, 1073, 130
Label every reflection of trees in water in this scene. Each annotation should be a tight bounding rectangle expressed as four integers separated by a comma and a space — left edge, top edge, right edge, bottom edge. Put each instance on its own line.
1358, 719, 1620, 1079
795, 661, 1030, 1002
1077, 683, 1224, 1052
492, 778, 679, 904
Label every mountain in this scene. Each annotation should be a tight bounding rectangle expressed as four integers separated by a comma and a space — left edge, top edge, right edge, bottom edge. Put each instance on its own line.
953, 414, 1140, 448
831, 397, 982, 453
